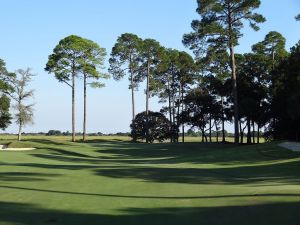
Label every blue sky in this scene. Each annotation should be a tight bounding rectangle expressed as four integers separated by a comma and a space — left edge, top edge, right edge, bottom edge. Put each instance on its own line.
1, 0, 300, 134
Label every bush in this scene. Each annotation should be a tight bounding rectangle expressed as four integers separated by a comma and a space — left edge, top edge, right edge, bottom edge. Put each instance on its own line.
46, 130, 62, 136
130, 111, 171, 143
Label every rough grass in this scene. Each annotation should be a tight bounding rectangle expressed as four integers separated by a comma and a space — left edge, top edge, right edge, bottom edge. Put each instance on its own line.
0, 136, 298, 225
6, 141, 33, 148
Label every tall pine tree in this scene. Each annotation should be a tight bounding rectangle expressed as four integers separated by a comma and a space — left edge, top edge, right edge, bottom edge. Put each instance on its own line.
183, 0, 265, 144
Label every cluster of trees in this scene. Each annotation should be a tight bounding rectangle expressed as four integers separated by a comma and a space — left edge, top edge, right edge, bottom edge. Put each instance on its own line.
1, 1, 298, 144
110, 1, 299, 143
45, 35, 109, 142
0, 60, 35, 141
109, 34, 197, 143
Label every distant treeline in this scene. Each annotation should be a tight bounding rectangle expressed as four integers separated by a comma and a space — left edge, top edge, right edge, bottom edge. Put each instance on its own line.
0, 130, 131, 137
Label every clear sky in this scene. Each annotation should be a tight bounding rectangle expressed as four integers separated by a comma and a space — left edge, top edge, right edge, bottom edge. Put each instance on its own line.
1, 0, 300, 134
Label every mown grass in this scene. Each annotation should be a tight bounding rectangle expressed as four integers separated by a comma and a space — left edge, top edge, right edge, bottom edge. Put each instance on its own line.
0, 136, 298, 225
0, 134, 265, 143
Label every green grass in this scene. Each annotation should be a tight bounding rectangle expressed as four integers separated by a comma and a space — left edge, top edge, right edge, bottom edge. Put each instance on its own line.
0, 134, 265, 143
0, 136, 299, 225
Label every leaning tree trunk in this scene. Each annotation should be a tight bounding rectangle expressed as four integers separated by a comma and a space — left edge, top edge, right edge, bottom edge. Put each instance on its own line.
72, 73, 76, 142
83, 74, 87, 142
145, 61, 150, 143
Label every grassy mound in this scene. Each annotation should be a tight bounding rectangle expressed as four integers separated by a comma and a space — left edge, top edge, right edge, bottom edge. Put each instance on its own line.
6, 141, 33, 148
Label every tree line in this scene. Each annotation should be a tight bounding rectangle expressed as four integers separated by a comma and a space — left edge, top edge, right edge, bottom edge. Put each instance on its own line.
0, 0, 299, 143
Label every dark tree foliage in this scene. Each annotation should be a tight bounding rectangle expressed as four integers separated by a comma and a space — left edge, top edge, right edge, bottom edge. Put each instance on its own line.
152, 49, 196, 143
252, 31, 287, 71
180, 87, 217, 142
0, 59, 14, 130
130, 111, 171, 143
270, 42, 300, 141
0, 95, 12, 130
46, 130, 62, 136
235, 53, 269, 143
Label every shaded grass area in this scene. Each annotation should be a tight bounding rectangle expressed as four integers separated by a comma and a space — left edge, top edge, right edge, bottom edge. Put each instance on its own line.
0, 137, 299, 225
0, 201, 299, 225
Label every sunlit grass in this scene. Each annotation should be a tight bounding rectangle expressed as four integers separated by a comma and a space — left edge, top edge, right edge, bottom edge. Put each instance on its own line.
0, 137, 296, 225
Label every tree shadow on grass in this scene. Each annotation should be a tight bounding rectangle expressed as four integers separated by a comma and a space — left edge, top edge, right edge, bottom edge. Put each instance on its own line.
43, 148, 95, 158
5, 163, 127, 171
30, 149, 162, 165
0, 201, 299, 225
24, 138, 300, 167
93, 159, 300, 185
24, 139, 70, 147
91, 142, 299, 165
0, 172, 61, 182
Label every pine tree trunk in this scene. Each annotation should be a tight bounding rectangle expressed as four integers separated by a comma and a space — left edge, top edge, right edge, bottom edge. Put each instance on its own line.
182, 125, 185, 143
131, 79, 135, 122
176, 96, 180, 143
216, 122, 219, 143
130, 65, 136, 142
252, 120, 255, 144
145, 61, 150, 143
230, 43, 239, 144
240, 120, 243, 144
83, 74, 87, 142
247, 119, 251, 144
209, 114, 212, 143
167, 79, 173, 143
172, 86, 176, 142
221, 97, 226, 143
72, 73, 76, 142
201, 128, 205, 143
181, 86, 185, 143
257, 125, 260, 144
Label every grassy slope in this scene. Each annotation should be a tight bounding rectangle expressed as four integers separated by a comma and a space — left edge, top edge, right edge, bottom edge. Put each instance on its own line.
0, 137, 299, 225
